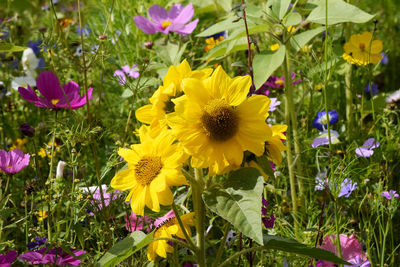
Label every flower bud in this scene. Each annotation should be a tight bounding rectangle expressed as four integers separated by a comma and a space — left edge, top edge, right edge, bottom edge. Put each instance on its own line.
144, 41, 153, 49
20, 122, 35, 137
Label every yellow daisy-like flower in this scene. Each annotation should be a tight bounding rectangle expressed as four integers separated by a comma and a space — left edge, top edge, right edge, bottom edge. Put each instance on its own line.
270, 43, 280, 51
205, 35, 224, 52
110, 127, 188, 216
343, 32, 383, 66
37, 210, 48, 222
135, 60, 212, 136
147, 211, 195, 261
167, 66, 272, 175
265, 125, 288, 165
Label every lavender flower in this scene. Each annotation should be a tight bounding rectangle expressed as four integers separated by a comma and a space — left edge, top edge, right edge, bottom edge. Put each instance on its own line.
355, 138, 380, 158
380, 52, 388, 65
27, 237, 48, 250
0, 149, 30, 174
312, 110, 339, 131
364, 83, 378, 97
338, 178, 357, 198
114, 64, 140, 85
381, 190, 399, 200
314, 171, 327, 191
134, 4, 198, 35
312, 130, 340, 148
269, 98, 281, 112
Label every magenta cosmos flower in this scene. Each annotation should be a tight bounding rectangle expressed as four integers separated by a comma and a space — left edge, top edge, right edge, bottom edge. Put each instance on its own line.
19, 247, 86, 266
134, 3, 198, 35
0, 149, 30, 174
18, 71, 93, 109
0, 250, 18, 267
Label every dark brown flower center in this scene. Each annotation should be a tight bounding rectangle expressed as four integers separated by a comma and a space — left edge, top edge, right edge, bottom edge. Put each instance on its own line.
134, 156, 163, 186
201, 99, 239, 142
359, 43, 366, 51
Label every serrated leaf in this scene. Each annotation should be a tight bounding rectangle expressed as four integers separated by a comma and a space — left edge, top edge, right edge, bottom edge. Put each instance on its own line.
202, 167, 264, 245
263, 233, 350, 265
290, 27, 325, 51
0, 43, 26, 52
253, 45, 286, 89
306, 0, 374, 25
96, 231, 153, 267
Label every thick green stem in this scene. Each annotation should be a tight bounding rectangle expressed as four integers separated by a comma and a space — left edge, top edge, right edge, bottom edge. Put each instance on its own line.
344, 22, 353, 139
334, 201, 343, 267
192, 168, 206, 267
283, 48, 299, 236
171, 202, 197, 252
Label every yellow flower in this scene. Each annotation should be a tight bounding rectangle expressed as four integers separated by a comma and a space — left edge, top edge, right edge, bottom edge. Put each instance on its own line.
270, 43, 280, 51
167, 66, 272, 175
110, 127, 188, 216
265, 124, 288, 165
37, 210, 48, 222
343, 32, 383, 66
205, 36, 224, 52
135, 59, 212, 136
287, 26, 295, 33
148, 211, 195, 261
10, 138, 28, 151
314, 83, 322, 91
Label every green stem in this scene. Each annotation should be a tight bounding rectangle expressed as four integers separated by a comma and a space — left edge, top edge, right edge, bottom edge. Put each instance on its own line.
220, 246, 267, 267
192, 168, 206, 267
380, 213, 390, 267
344, 20, 353, 139
212, 222, 230, 267
171, 202, 197, 252
334, 200, 343, 267
283, 48, 299, 236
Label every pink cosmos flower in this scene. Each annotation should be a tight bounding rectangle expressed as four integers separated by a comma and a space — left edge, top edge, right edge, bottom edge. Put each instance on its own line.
19, 247, 86, 266
317, 234, 369, 267
0, 250, 18, 267
134, 4, 198, 35
114, 64, 140, 85
0, 149, 30, 174
89, 189, 120, 216
18, 71, 93, 109
125, 212, 153, 233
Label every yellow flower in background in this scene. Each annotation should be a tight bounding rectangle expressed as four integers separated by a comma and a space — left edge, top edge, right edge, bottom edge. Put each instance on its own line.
205, 35, 224, 52
265, 125, 288, 165
167, 66, 272, 175
10, 138, 28, 151
110, 127, 188, 216
37, 210, 48, 222
270, 43, 280, 51
314, 83, 322, 91
135, 59, 212, 136
147, 211, 195, 261
287, 25, 295, 33
343, 32, 383, 66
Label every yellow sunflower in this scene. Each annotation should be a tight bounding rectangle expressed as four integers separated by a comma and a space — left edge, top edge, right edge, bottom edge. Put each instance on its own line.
343, 32, 383, 66
135, 59, 212, 136
167, 66, 272, 175
147, 210, 195, 261
110, 127, 188, 216
265, 125, 288, 165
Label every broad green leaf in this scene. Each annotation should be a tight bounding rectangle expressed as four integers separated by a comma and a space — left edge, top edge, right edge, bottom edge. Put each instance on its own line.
263, 233, 350, 265
0, 43, 26, 52
202, 167, 264, 245
218, 24, 270, 45
96, 231, 153, 267
290, 27, 325, 51
204, 38, 249, 60
266, 0, 291, 20
306, 0, 374, 25
255, 155, 275, 179
253, 45, 286, 89
121, 89, 133, 99
284, 12, 302, 27
196, 16, 246, 37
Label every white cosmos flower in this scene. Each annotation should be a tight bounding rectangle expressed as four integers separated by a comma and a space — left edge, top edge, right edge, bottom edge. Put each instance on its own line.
22, 48, 39, 77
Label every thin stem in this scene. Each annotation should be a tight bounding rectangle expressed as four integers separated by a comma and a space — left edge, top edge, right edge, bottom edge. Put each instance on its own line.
0, 175, 11, 204
152, 237, 197, 252
380, 216, 389, 267
220, 246, 267, 267
241, 0, 255, 92
171, 202, 197, 253
212, 222, 230, 267
334, 200, 343, 267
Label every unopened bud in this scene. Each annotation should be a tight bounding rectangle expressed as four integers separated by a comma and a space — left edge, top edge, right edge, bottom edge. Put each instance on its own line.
144, 41, 153, 49
98, 35, 107, 40
20, 122, 35, 137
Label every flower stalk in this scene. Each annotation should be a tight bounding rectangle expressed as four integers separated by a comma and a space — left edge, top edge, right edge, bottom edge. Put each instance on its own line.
192, 168, 206, 267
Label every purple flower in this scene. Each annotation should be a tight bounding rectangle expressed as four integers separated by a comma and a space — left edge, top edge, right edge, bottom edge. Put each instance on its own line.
89, 189, 120, 216
355, 138, 380, 158
314, 171, 328, 191
19, 247, 86, 266
18, 71, 93, 109
114, 64, 140, 85
269, 98, 281, 112
0, 250, 17, 267
338, 178, 357, 198
27, 236, 48, 250
312, 130, 340, 148
380, 52, 388, 65
134, 4, 199, 35
20, 122, 35, 137
125, 212, 153, 232
364, 83, 378, 97
381, 190, 399, 200
261, 196, 275, 229
0, 149, 30, 174
312, 110, 339, 131
255, 73, 301, 95
345, 255, 371, 267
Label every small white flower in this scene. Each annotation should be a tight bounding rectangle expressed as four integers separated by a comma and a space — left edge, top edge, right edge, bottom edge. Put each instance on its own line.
56, 161, 67, 179
75, 46, 83, 57
22, 48, 39, 77
11, 75, 36, 90
225, 230, 237, 247
386, 89, 400, 104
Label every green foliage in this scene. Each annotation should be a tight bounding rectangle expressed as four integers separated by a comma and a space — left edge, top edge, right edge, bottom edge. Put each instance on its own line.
253, 45, 286, 89
0, 43, 26, 52
203, 167, 264, 245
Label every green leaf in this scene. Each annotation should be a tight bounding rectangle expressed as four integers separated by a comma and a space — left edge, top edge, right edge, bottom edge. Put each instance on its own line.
284, 12, 302, 27
255, 156, 275, 179
96, 231, 153, 267
253, 45, 286, 89
290, 27, 325, 51
0, 43, 26, 52
266, 0, 291, 20
263, 233, 350, 265
196, 16, 246, 37
202, 167, 264, 245
306, 0, 374, 25
121, 89, 133, 99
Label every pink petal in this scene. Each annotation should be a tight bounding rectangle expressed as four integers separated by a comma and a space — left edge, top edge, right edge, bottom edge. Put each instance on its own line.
168, 4, 182, 19
172, 3, 194, 25
36, 71, 63, 100
133, 16, 160, 34
171, 19, 198, 35
148, 4, 168, 23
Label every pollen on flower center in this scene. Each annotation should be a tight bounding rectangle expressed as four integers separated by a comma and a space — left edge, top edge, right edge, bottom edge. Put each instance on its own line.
51, 99, 59, 106
6, 164, 12, 168
161, 20, 172, 29
201, 99, 239, 142
359, 43, 366, 51
134, 155, 163, 186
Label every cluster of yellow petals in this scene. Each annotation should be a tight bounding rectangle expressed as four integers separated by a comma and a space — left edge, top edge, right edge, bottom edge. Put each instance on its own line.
343, 31, 383, 66
205, 35, 224, 52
